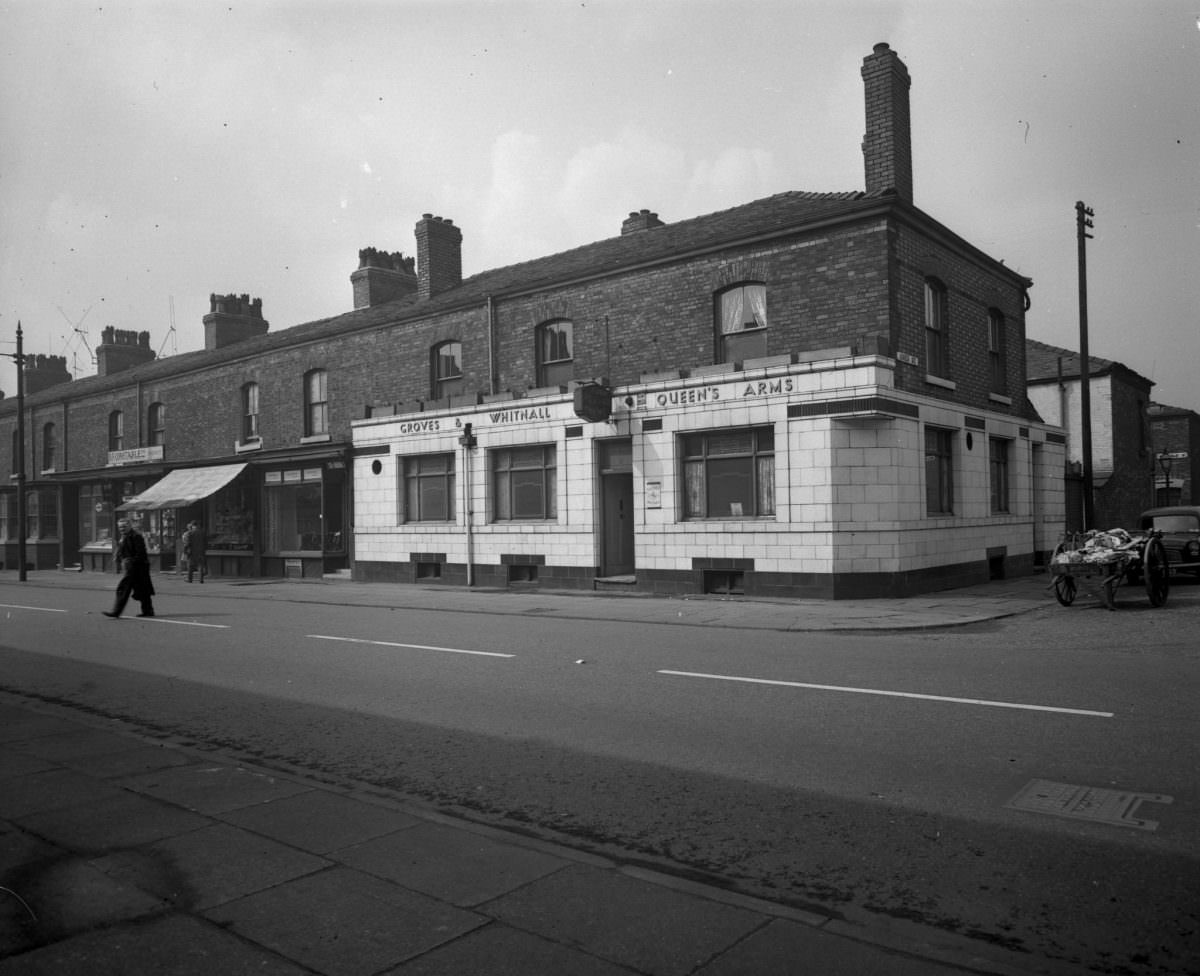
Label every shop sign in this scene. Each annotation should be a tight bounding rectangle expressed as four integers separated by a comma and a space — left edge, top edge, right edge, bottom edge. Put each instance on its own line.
632, 375, 803, 412
107, 445, 164, 467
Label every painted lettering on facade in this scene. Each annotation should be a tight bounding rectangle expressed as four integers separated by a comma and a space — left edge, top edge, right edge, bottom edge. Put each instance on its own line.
397, 419, 442, 434
654, 387, 721, 408
741, 377, 796, 397
488, 407, 554, 424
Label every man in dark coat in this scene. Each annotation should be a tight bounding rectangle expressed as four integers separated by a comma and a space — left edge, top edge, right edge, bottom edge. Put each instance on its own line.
103, 519, 156, 618
182, 519, 207, 583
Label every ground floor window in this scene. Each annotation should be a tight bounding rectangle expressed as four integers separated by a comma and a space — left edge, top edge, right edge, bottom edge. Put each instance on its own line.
925, 427, 955, 515
78, 483, 115, 548
493, 445, 557, 520
0, 493, 11, 542
682, 427, 775, 518
402, 453, 456, 522
989, 437, 1011, 513
206, 479, 256, 551
25, 488, 59, 540
263, 466, 343, 553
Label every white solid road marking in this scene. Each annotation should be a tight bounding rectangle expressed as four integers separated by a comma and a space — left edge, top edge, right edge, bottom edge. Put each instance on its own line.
143, 618, 229, 628
308, 635, 514, 658
1, 604, 68, 613
658, 669, 1114, 718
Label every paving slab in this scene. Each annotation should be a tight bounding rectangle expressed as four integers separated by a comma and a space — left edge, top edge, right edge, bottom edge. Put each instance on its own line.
58, 742, 195, 780
482, 862, 764, 976
205, 865, 487, 976
11, 728, 151, 764
0, 768, 128, 820
218, 789, 419, 854
93, 822, 329, 911
0, 913, 313, 976
118, 760, 313, 815
14, 792, 208, 853
334, 821, 570, 907
387, 921, 643, 975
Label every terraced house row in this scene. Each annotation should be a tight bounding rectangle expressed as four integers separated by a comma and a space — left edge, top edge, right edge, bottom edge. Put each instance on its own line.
1, 43, 1066, 598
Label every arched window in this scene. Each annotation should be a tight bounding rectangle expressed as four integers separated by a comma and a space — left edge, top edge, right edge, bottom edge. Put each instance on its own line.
924, 278, 950, 378
536, 320, 574, 387
108, 410, 124, 452
242, 382, 260, 440
148, 402, 166, 447
715, 282, 767, 364
431, 341, 463, 399
304, 369, 328, 437
42, 422, 56, 472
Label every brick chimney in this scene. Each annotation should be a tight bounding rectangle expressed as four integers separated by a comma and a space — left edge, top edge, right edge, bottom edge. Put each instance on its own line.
97, 327, 157, 376
23, 353, 72, 395
351, 247, 417, 309
861, 42, 913, 203
415, 215, 462, 300
621, 209, 665, 235
203, 293, 269, 351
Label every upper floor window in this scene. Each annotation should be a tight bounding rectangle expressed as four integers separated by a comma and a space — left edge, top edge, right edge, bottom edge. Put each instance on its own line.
148, 402, 166, 447
988, 309, 1007, 394
716, 283, 768, 364
108, 410, 124, 452
242, 382, 260, 441
493, 445, 557, 520
432, 341, 463, 399
402, 453, 456, 522
537, 320, 574, 387
682, 427, 775, 519
924, 278, 949, 378
304, 369, 328, 437
924, 426, 955, 515
42, 422, 56, 471
989, 437, 1010, 513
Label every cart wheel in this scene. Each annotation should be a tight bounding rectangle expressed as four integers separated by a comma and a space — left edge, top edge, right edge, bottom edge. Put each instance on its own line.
1053, 574, 1077, 606
1144, 537, 1170, 608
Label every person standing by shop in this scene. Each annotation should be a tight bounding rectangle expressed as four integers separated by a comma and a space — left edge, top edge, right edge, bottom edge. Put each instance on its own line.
182, 519, 207, 583
103, 519, 156, 618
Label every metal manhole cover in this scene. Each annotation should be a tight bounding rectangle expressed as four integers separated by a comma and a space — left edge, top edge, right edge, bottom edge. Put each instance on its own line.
1006, 779, 1172, 831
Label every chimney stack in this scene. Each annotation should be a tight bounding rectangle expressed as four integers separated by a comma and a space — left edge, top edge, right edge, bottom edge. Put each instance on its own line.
861, 42, 913, 203
97, 327, 157, 376
203, 293, 269, 351
621, 209, 665, 235
351, 247, 417, 309
23, 353, 72, 394
415, 215, 463, 300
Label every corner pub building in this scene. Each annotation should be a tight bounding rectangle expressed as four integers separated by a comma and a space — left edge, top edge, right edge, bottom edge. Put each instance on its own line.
1, 44, 1065, 596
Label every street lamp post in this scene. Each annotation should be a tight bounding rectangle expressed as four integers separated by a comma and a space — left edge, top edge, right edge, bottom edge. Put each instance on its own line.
3, 323, 28, 581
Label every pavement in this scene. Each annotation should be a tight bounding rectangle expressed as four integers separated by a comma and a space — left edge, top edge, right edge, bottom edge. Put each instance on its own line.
0, 569, 1097, 975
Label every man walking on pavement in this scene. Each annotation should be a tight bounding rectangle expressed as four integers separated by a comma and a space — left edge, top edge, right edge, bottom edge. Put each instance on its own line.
182, 519, 207, 583
103, 518, 156, 618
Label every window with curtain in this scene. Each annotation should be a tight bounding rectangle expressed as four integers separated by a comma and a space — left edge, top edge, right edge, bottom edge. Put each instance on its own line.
42, 423, 56, 472
925, 426, 955, 515
989, 437, 1010, 513
682, 427, 775, 518
536, 320, 574, 387
924, 278, 949, 378
402, 453, 456, 522
148, 402, 166, 447
715, 283, 768, 364
242, 382, 260, 440
304, 369, 328, 437
108, 410, 124, 452
988, 309, 1007, 394
432, 341, 463, 399
492, 445, 557, 520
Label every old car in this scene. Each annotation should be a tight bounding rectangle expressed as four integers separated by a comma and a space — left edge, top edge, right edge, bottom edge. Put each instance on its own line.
1138, 506, 1200, 577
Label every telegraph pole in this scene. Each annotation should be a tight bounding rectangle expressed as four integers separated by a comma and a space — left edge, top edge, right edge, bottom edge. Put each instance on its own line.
1076, 202, 1095, 532
3, 323, 28, 580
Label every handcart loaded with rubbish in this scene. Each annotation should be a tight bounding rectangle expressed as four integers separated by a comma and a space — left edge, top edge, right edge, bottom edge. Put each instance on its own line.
1049, 527, 1170, 610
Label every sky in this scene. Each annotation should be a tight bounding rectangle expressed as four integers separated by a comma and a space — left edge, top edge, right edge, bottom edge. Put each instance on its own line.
2, 0, 1198, 413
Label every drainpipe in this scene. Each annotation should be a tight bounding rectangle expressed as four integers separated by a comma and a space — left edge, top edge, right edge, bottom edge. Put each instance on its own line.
486, 295, 496, 395
460, 423, 477, 585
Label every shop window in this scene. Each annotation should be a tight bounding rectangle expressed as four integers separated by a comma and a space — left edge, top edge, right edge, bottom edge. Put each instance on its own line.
493, 445, 557, 520
988, 309, 1007, 394
42, 423, 56, 472
148, 402, 166, 447
990, 437, 1011, 513
304, 369, 329, 437
715, 283, 767, 364
78, 484, 114, 548
924, 278, 949, 378
263, 467, 343, 554
242, 382, 260, 440
25, 488, 58, 540
925, 426, 955, 515
536, 320, 573, 387
402, 453, 456, 522
0, 493, 10, 542
682, 427, 775, 519
108, 410, 124, 452
432, 341, 463, 399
